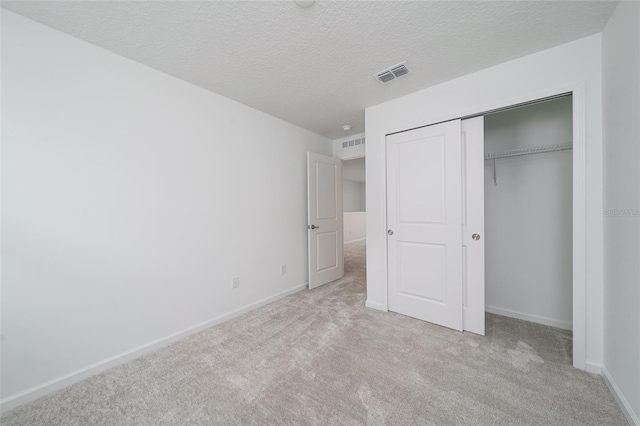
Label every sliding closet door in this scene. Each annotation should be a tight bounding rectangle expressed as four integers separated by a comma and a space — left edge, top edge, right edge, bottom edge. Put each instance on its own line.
386, 120, 463, 331
462, 117, 485, 335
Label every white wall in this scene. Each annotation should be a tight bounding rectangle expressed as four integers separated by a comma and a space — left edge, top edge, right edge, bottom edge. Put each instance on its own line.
602, 0, 640, 423
366, 34, 603, 371
333, 133, 365, 159
343, 180, 365, 212
344, 213, 366, 243
342, 157, 366, 242
0, 11, 332, 409
484, 98, 573, 330
342, 157, 365, 183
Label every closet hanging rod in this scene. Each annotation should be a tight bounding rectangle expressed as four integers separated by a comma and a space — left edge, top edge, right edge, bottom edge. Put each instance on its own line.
484, 143, 573, 160
486, 143, 572, 187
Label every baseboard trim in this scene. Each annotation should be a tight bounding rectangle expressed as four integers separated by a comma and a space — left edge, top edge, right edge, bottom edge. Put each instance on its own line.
0, 283, 308, 414
585, 361, 602, 375
345, 238, 366, 244
485, 305, 572, 330
365, 300, 385, 311
602, 366, 639, 425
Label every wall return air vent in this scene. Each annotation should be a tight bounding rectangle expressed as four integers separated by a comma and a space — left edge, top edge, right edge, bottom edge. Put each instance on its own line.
374, 62, 410, 84
342, 137, 366, 149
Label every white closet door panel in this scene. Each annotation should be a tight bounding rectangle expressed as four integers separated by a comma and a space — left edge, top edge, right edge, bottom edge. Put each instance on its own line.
397, 242, 446, 302
396, 137, 445, 224
387, 120, 463, 331
462, 117, 485, 335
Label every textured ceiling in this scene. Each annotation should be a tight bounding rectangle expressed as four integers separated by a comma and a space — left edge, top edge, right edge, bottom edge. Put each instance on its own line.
1, 1, 617, 139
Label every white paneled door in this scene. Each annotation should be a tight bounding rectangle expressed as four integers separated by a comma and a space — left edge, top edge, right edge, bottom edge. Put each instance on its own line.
386, 118, 485, 334
386, 120, 464, 331
307, 152, 344, 289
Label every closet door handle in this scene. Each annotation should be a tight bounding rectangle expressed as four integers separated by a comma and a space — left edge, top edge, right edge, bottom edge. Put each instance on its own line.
472, 233, 481, 241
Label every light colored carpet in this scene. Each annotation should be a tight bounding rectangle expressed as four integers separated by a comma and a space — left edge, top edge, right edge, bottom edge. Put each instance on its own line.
2, 240, 627, 425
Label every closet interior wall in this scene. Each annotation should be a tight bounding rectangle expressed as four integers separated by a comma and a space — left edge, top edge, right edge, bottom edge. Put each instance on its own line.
484, 97, 573, 330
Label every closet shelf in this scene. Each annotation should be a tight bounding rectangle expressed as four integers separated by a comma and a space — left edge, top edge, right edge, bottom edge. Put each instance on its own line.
484, 143, 573, 160
485, 143, 572, 186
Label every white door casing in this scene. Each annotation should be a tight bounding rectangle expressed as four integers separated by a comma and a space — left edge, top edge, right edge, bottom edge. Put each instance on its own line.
386, 120, 463, 331
307, 152, 344, 289
462, 117, 485, 335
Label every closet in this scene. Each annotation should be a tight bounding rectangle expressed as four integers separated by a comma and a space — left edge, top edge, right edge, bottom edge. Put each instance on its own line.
483, 96, 573, 330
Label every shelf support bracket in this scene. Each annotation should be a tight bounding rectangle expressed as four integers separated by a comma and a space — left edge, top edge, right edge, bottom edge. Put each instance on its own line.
492, 158, 497, 186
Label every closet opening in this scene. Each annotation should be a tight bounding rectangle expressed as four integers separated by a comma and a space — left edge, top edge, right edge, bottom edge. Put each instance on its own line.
483, 96, 573, 360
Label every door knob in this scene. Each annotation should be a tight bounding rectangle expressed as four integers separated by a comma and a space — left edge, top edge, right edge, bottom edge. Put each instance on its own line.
309, 224, 319, 230
472, 233, 480, 240
388, 229, 394, 235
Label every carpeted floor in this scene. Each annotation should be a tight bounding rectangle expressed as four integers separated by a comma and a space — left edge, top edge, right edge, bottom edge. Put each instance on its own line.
2, 240, 627, 425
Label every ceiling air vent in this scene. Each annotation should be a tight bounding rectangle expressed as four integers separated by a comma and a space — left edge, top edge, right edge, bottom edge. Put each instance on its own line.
390, 63, 409, 78
377, 71, 395, 83
374, 61, 410, 84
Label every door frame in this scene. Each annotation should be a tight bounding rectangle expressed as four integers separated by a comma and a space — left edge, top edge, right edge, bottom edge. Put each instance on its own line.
373, 83, 587, 370
341, 153, 365, 161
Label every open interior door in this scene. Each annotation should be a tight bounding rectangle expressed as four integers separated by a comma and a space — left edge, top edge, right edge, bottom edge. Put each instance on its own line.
386, 120, 463, 331
307, 152, 344, 289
